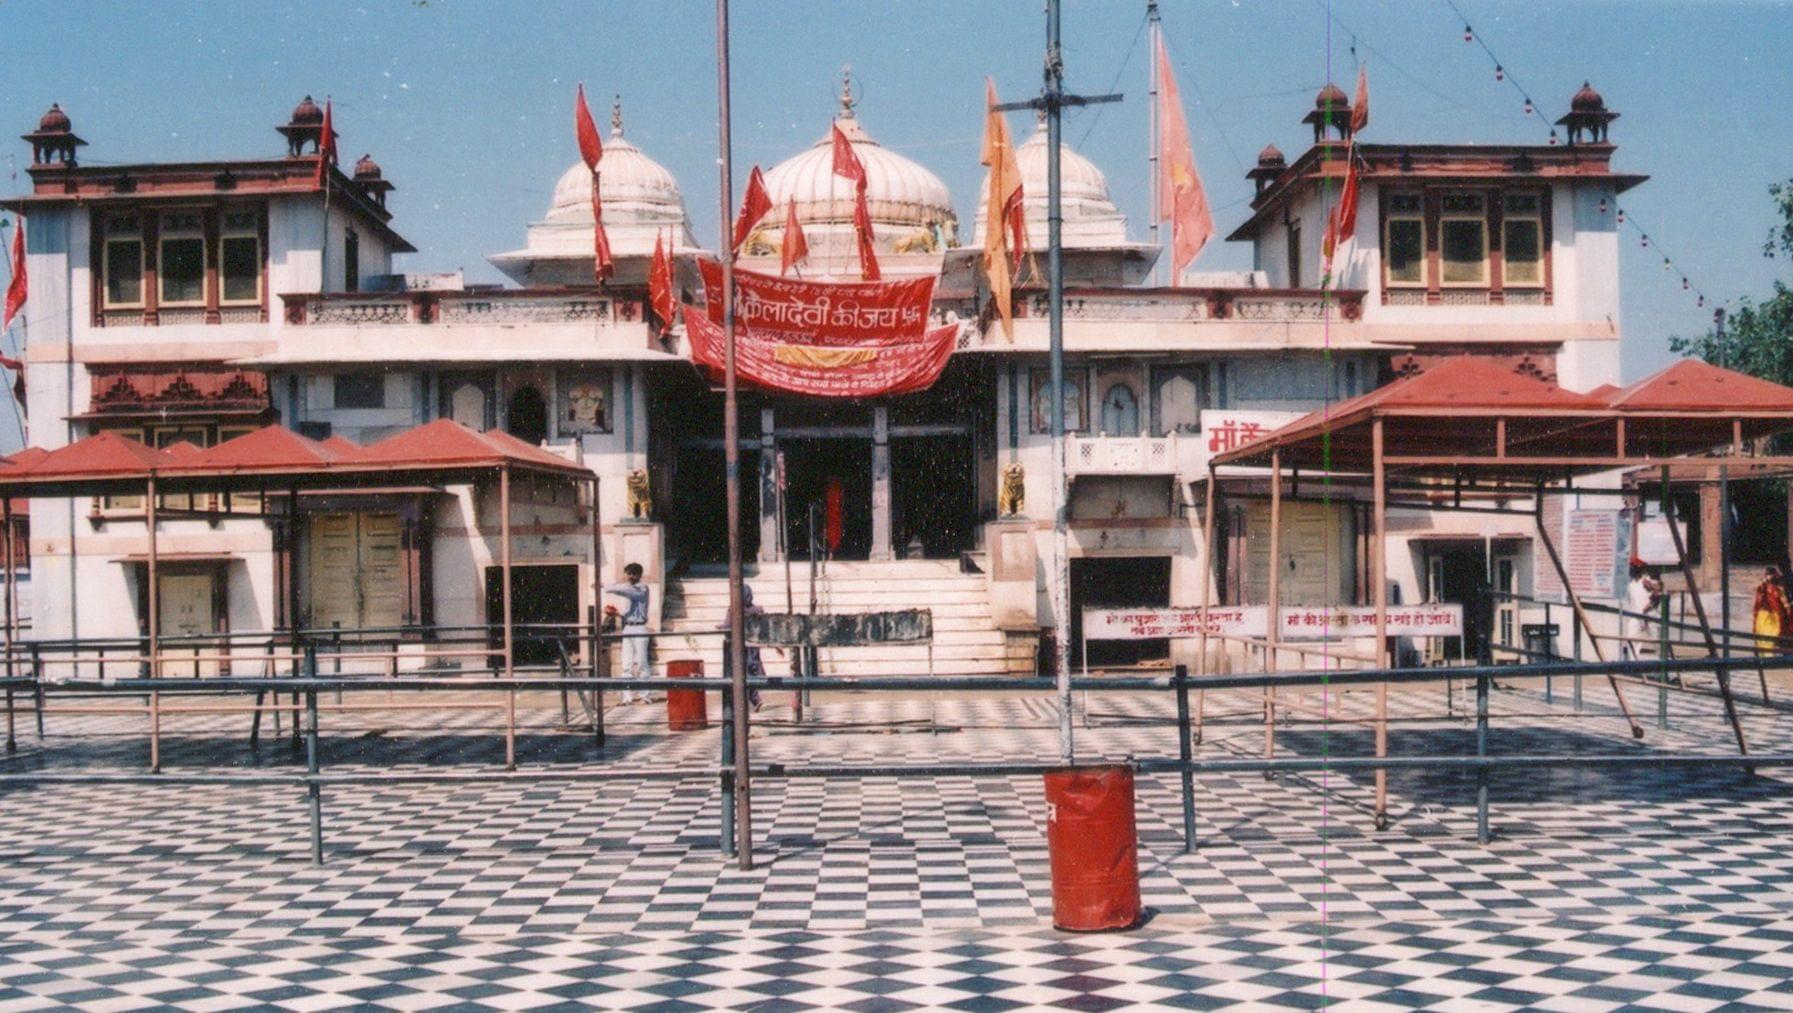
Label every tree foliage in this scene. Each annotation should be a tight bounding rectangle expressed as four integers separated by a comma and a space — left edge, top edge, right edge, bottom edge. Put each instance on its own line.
1669, 179, 1793, 384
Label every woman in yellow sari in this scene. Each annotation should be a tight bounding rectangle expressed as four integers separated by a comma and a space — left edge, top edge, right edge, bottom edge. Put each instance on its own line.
1753, 566, 1791, 655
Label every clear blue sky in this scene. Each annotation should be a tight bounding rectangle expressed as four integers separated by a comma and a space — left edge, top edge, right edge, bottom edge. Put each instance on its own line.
2, 0, 1789, 387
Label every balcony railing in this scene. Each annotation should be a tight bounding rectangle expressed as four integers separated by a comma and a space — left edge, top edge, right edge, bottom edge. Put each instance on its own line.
1067, 434, 1180, 476
281, 289, 646, 327
1022, 287, 1366, 324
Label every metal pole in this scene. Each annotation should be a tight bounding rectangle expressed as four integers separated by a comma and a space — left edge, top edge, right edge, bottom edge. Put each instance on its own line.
1146, 0, 1162, 287
1475, 668, 1489, 844
1265, 448, 1282, 766
1659, 466, 1749, 759
1195, 465, 1218, 744
1534, 484, 1641, 736
716, 0, 753, 870
1174, 664, 1195, 852
499, 463, 516, 770
306, 686, 322, 866
146, 474, 161, 774
719, 634, 735, 858
1371, 419, 1389, 830
590, 476, 605, 746
1046, 0, 1074, 762
1659, 592, 1670, 729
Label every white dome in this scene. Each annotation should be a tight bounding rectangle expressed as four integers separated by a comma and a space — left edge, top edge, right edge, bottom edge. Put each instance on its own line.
489, 100, 699, 286
745, 81, 958, 267
545, 120, 687, 229
974, 118, 1130, 249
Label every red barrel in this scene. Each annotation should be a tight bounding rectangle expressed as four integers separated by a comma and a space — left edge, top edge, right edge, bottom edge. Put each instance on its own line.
665, 659, 708, 731
1044, 764, 1142, 931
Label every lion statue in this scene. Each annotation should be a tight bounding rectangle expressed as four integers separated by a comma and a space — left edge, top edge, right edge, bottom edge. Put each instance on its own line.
893, 227, 938, 255
998, 462, 1025, 517
625, 468, 652, 520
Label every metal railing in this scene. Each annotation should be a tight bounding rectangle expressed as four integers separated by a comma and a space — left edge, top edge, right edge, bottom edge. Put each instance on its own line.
4, 641, 1792, 868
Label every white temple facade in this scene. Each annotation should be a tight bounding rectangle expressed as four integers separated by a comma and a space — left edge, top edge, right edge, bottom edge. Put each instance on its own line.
3, 77, 1646, 675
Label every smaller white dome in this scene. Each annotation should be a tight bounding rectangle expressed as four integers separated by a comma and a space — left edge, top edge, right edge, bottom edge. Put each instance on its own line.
974, 117, 1130, 250
489, 99, 698, 286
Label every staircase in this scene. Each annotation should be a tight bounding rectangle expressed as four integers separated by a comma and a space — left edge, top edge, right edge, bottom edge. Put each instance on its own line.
659, 559, 1032, 677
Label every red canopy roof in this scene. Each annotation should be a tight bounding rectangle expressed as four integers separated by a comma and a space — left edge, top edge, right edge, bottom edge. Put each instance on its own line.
1606, 358, 1793, 413
1213, 356, 1793, 480
0, 420, 589, 494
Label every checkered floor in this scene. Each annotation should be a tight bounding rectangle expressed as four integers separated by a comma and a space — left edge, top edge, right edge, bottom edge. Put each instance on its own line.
2, 675, 1793, 1009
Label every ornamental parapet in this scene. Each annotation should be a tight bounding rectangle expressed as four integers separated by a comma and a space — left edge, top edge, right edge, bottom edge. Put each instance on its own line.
279, 289, 647, 327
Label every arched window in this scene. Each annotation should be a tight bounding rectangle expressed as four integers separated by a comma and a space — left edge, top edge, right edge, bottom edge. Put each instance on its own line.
506, 386, 548, 446
1100, 383, 1139, 436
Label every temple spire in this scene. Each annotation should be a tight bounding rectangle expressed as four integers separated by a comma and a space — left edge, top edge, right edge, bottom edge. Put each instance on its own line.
839, 66, 856, 119
611, 95, 624, 137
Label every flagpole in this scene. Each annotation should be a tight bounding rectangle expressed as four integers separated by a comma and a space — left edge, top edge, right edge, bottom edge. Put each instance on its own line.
320, 98, 331, 294
715, 0, 753, 871
1045, 0, 1074, 762
1147, 0, 1162, 287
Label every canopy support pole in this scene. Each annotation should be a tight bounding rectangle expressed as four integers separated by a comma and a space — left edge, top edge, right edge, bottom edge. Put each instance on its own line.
1265, 448, 1282, 764
1533, 483, 1641, 737
145, 474, 161, 774
1660, 466, 1749, 760
1371, 418, 1388, 830
500, 463, 516, 770
1196, 465, 1218, 745
589, 475, 605, 746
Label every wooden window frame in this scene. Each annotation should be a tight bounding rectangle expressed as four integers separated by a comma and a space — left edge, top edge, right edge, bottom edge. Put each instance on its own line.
101, 215, 146, 310
1380, 192, 1425, 290
156, 211, 208, 308
1500, 191, 1546, 291
218, 209, 263, 307
1438, 192, 1490, 289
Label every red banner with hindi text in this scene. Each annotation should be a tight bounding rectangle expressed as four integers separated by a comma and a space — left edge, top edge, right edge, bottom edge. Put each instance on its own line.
685, 308, 957, 398
698, 260, 935, 346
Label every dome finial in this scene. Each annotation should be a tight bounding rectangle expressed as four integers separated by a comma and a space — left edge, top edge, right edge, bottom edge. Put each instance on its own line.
611, 95, 624, 137
839, 65, 855, 119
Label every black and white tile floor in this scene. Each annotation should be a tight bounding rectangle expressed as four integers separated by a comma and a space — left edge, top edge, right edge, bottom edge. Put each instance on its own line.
2, 679, 1792, 1009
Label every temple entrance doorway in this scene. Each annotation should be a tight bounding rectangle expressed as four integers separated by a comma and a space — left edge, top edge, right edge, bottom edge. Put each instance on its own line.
891, 433, 975, 559
781, 437, 873, 561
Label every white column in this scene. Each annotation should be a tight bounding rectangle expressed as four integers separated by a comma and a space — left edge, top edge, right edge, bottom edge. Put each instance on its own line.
872, 406, 892, 560
758, 407, 780, 562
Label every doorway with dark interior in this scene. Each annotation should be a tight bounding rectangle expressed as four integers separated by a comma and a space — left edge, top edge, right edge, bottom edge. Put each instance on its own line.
891, 434, 976, 559
1071, 556, 1172, 668
485, 563, 580, 666
1423, 540, 1493, 662
782, 437, 872, 560
507, 386, 549, 446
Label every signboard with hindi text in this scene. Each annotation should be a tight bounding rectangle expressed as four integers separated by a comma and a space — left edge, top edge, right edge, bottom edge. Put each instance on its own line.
1198, 410, 1306, 459
1082, 603, 1461, 641
1563, 509, 1631, 599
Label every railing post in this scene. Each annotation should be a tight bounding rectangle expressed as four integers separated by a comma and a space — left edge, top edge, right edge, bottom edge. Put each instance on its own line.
1658, 592, 1670, 730
4, 683, 13, 753
719, 634, 736, 858
1476, 667, 1490, 844
32, 647, 44, 740
306, 686, 323, 866
590, 608, 605, 749
1543, 600, 1553, 703
1572, 607, 1583, 711
1174, 665, 1196, 853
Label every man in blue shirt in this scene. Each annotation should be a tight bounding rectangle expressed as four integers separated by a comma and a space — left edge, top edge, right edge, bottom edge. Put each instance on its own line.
607, 563, 651, 704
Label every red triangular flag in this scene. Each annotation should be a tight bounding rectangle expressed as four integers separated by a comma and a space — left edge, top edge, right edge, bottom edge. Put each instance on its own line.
831, 125, 879, 280
780, 198, 808, 276
314, 99, 336, 188
830, 124, 866, 190
1321, 143, 1362, 283
574, 85, 614, 282
1350, 66, 1369, 134
3, 222, 25, 333
0, 353, 23, 408
573, 84, 603, 172
733, 166, 773, 253
650, 230, 676, 328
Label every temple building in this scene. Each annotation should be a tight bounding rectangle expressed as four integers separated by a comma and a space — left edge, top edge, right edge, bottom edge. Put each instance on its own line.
2, 75, 1645, 674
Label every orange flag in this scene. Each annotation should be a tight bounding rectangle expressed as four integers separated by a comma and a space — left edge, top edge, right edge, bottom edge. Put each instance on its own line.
313, 99, 336, 188
574, 84, 614, 281
831, 124, 880, 280
733, 166, 773, 253
1155, 36, 1213, 280
980, 79, 1024, 341
1321, 143, 1361, 282
3, 221, 25, 333
649, 230, 676, 328
1350, 66, 1369, 134
780, 198, 809, 276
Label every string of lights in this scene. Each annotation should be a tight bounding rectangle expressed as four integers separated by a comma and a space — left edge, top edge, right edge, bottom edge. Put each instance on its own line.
1444, 0, 1729, 315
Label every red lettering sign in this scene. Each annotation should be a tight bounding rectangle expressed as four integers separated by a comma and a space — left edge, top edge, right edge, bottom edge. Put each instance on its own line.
698, 260, 936, 346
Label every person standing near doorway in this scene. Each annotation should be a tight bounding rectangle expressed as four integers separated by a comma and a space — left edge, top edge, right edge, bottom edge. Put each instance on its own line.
1621, 559, 1662, 662
607, 563, 652, 703
824, 476, 844, 558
